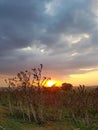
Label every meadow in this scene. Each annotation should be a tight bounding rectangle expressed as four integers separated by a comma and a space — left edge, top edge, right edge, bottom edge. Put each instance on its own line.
0, 65, 98, 130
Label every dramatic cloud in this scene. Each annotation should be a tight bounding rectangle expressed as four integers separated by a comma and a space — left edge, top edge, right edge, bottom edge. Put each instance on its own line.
0, 0, 98, 81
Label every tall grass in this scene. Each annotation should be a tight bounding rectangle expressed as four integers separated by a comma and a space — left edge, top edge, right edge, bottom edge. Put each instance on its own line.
0, 64, 98, 129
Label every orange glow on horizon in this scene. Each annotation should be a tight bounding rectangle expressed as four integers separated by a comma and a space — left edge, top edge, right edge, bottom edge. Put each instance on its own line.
1, 70, 98, 87
46, 80, 62, 87
65, 70, 98, 86
46, 80, 56, 87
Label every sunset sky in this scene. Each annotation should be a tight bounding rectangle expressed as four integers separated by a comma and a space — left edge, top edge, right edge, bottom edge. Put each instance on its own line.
0, 0, 98, 86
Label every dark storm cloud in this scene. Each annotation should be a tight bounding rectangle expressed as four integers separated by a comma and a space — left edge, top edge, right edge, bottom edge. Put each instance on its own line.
0, 0, 48, 56
0, 0, 98, 77
44, 0, 94, 34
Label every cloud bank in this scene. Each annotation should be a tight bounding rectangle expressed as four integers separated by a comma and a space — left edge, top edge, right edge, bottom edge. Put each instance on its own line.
0, 0, 98, 80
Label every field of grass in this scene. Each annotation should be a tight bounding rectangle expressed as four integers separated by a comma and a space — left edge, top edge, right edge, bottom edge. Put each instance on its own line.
0, 105, 75, 130
0, 66, 98, 130
1, 104, 98, 130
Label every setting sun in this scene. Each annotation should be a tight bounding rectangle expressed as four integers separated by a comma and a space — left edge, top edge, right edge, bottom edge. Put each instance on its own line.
46, 80, 56, 87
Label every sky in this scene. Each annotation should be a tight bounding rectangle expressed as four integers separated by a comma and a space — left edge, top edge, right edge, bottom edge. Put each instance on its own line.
0, 0, 98, 86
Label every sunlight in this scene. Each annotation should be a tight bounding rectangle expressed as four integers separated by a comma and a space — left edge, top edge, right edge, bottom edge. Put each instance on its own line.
66, 70, 98, 86
46, 80, 56, 87
40, 49, 45, 53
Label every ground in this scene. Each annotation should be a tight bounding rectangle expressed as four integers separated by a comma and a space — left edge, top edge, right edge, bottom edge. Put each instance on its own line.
0, 105, 74, 130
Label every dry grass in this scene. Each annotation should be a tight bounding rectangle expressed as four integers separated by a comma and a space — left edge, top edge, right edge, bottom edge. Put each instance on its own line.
0, 105, 73, 130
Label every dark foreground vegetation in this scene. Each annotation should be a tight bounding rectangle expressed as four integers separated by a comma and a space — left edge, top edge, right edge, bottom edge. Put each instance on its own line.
0, 64, 98, 130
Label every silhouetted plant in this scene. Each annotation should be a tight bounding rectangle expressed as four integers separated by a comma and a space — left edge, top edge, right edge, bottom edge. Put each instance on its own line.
0, 65, 97, 127
4, 64, 51, 124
